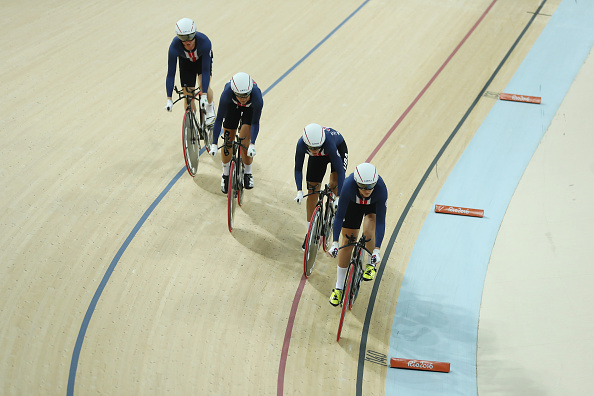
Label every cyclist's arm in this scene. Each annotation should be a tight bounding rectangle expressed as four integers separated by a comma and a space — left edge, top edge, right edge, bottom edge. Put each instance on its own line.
373, 181, 389, 248
196, 34, 212, 93
166, 40, 179, 98
328, 145, 346, 195
294, 141, 306, 190
248, 92, 263, 144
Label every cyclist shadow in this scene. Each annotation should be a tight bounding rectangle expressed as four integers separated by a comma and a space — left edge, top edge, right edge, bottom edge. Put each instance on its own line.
192, 172, 225, 196
230, 179, 310, 268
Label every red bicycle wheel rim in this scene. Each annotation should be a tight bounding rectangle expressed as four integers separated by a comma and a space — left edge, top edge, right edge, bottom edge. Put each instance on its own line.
336, 263, 354, 342
227, 162, 235, 232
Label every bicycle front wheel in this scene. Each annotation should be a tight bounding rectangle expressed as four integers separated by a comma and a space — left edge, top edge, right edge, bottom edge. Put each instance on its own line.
303, 206, 322, 278
182, 110, 200, 177
337, 262, 355, 342
237, 157, 245, 207
349, 247, 364, 309
227, 160, 238, 232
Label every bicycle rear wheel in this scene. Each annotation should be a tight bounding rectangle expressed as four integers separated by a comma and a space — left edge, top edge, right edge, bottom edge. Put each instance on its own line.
182, 110, 200, 177
337, 262, 355, 342
227, 160, 238, 232
323, 202, 335, 252
303, 206, 322, 278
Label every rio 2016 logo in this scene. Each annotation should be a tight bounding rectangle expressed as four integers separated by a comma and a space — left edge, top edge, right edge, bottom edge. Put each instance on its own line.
407, 360, 434, 369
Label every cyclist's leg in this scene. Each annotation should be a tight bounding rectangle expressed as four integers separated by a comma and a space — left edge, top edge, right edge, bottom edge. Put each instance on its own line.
362, 211, 378, 281
330, 200, 365, 305
329, 141, 348, 196
362, 213, 376, 252
182, 86, 196, 113
179, 58, 199, 112
220, 126, 236, 194
221, 128, 236, 163
197, 73, 215, 123
328, 171, 338, 195
221, 108, 241, 185
305, 181, 320, 221
239, 123, 252, 165
238, 121, 254, 189
329, 226, 357, 306
303, 156, 326, 248
305, 156, 326, 220
196, 52, 214, 108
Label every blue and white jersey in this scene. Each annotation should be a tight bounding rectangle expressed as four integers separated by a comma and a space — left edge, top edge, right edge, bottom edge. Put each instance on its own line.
212, 81, 264, 144
332, 174, 388, 247
294, 127, 346, 194
165, 33, 213, 97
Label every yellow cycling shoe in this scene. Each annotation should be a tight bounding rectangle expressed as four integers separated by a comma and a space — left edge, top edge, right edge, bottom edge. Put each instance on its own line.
363, 264, 376, 281
329, 288, 343, 307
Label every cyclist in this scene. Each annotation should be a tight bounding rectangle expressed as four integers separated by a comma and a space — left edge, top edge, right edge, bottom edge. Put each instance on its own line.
164, 18, 216, 125
293, 123, 348, 250
209, 72, 263, 193
327, 162, 388, 306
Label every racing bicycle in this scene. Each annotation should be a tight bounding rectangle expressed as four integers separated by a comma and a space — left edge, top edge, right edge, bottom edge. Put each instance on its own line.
224, 129, 249, 232
336, 233, 372, 342
302, 183, 336, 278
172, 85, 213, 177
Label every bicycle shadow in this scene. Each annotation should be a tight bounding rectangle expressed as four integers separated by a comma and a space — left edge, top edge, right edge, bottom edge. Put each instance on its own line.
192, 172, 225, 196
230, 177, 304, 249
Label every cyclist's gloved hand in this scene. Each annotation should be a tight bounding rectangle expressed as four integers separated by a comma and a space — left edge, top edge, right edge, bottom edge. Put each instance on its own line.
332, 196, 339, 211
329, 242, 339, 258
371, 248, 381, 265
247, 144, 256, 157
294, 190, 303, 204
209, 144, 218, 157
199, 93, 208, 110
165, 99, 173, 112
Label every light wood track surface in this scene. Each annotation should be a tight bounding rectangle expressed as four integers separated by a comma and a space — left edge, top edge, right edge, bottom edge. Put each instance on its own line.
0, 1, 564, 394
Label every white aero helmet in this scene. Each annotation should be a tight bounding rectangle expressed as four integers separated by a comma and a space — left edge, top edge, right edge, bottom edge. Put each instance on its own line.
175, 18, 196, 41
302, 123, 325, 149
230, 72, 253, 98
354, 163, 378, 190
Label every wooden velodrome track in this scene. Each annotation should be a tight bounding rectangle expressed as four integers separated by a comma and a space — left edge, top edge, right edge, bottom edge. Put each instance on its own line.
6, 0, 591, 394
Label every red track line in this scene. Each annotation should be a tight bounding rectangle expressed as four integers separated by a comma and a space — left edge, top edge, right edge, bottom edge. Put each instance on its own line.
277, 274, 307, 395
278, 1, 498, 394
367, 0, 498, 162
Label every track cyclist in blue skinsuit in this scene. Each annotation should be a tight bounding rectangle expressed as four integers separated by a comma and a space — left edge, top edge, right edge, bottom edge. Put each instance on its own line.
327, 162, 388, 306
209, 72, 263, 193
293, 123, 348, 250
164, 18, 216, 124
